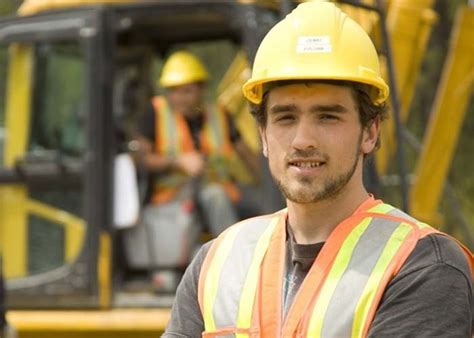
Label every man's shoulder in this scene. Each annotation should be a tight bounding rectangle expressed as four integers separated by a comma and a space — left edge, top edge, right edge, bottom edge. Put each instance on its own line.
399, 232, 472, 285
371, 233, 473, 337
371, 203, 472, 284
386, 205, 471, 264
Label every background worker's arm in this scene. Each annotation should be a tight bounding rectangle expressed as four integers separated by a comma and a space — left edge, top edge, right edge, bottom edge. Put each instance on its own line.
133, 135, 204, 176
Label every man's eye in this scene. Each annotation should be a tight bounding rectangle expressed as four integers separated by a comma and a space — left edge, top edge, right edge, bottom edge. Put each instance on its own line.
320, 114, 338, 121
275, 114, 295, 122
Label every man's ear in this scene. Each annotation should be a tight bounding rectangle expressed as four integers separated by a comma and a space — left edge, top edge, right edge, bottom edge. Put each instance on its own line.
361, 116, 380, 155
259, 126, 268, 157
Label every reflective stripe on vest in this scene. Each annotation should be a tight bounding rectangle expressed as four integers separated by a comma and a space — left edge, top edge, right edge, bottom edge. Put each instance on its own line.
305, 216, 412, 337
151, 96, 237, 203
153, 96, 233, 156
198, 200, 441, 337
201, 214, 280, 335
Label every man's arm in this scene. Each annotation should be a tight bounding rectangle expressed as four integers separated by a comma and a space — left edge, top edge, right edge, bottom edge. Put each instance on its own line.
368, 235, 473, 337
163, 242, 211, 337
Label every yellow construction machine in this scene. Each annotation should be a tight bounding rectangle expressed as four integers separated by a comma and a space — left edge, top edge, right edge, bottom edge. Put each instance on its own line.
0, 0, 472, 337
0, 1, 278, 336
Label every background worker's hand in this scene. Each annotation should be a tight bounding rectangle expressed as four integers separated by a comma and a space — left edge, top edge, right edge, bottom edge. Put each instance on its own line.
176, 152, 205, 176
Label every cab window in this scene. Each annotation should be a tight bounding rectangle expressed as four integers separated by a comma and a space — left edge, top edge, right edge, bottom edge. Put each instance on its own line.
0, 40, 87, 279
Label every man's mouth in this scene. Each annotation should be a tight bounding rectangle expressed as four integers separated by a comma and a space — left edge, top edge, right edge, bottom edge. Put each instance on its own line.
288, 158, 327, 169
290, 161, 324, 168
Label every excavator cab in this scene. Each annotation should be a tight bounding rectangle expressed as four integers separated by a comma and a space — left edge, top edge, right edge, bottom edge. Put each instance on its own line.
0, 1, 278, 335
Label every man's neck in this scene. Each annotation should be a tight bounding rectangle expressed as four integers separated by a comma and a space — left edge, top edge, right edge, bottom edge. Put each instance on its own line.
286, 183, 370, 245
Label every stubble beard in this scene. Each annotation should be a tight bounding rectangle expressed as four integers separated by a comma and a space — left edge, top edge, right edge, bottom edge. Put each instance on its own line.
271, 132, 363, 204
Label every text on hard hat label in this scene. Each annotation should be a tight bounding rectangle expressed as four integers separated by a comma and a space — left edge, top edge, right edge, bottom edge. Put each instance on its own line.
296, 36, 332, 53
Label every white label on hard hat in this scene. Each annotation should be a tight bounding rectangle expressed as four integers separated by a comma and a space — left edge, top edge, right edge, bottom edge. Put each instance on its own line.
297, 36, 332, 53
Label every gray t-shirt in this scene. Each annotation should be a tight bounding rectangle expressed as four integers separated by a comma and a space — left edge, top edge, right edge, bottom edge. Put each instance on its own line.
163, 231, 473, 337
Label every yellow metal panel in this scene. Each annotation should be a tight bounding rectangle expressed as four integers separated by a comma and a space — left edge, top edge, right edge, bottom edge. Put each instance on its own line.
5, 44, 33, 167
18, 0, 136, 16
0, 186, 29, 278
98, 232, 112, 308
410, 6, 474, 225
18, 0, 280, 16
387, 0, 437, 120
26, 199, 86, 263
7, 309, 170, 337
218, 51, 259, 152
376, 0, 437, 175
376, 117, 396, 175
217, 51, 260, 184
1, 44, 33, 278
64, 217, 86, 262
376, 56, 396, 175
339, 1, 379, 35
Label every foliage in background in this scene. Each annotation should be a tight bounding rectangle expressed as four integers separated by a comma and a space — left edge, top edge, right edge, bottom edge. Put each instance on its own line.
0, 0, 21, 16
0, 0, 21, 129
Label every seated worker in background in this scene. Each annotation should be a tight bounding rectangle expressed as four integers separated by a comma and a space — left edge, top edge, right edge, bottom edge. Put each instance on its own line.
124, 50, 260, 292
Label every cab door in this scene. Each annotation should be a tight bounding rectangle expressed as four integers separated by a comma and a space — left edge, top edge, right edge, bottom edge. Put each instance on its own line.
0, 8, 111, 308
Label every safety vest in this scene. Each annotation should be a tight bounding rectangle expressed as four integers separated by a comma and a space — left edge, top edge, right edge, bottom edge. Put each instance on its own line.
151, 96, 239, 204
198, 197, 474, 337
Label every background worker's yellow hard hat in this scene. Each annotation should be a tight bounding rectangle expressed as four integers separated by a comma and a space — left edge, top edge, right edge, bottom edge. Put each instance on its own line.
242, 1, 389, 105
159, 51, 209, 88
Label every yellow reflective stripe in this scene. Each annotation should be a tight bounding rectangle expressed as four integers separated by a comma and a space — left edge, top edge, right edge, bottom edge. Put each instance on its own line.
165, 101, 179, 154
306, 217, 372, 336
367, 203, 394, 214
157, 98, 170, 154
417, 222, 430, 229
204, 123, 216, 150
236, 217, 279, 338
351, 223, 412, 338
205, 107, 220, 150
203, 225, 242, 332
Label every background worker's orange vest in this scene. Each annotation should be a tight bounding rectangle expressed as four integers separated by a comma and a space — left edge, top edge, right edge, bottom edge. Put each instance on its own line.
151, 96, 239, 204
198, 198, 474, 337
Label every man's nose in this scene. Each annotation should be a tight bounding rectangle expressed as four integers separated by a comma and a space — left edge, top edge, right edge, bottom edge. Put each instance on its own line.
291, 120, 319, 150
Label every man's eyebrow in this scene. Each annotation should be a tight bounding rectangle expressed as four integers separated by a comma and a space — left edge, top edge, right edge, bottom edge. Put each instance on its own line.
310, 104, 348, 113
269, 103, 349, 114
268, 104, 298, 114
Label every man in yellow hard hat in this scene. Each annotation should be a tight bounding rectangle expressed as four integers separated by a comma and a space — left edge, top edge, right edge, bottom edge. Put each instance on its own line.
124, 50, 260, 292
164, 2, 473, 336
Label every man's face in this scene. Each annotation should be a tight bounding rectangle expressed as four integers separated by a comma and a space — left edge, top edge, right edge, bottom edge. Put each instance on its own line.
166, 82, 204, 117
260, 83, 378, 204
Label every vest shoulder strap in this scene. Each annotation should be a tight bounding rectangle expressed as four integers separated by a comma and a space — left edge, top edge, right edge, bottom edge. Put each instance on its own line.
198, 210, 285, 335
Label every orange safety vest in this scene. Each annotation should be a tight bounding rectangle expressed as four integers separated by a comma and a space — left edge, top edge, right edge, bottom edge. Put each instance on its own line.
151, 96, 240, 204
198, 197, 474, 337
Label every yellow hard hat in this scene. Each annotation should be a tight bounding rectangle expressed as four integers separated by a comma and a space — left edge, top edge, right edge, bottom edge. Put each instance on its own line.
242, 1, 389, 105
159, 51, 209, 88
